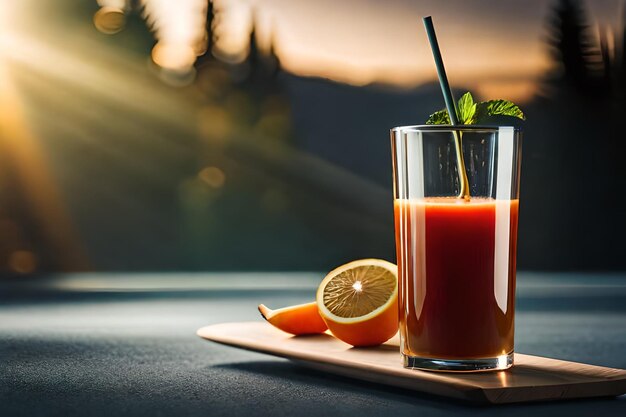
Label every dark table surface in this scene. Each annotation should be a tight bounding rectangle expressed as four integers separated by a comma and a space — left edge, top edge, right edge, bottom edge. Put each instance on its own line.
1, 272, 625, 416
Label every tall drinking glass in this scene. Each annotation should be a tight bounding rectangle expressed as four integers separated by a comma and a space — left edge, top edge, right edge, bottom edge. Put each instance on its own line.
391, 125, 522, 372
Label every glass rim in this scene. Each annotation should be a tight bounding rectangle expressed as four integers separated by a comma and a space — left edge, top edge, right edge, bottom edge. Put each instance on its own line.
391, 124, 522, 133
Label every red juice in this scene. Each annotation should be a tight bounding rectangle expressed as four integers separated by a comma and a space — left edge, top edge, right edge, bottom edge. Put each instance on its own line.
394, 197, 519, 359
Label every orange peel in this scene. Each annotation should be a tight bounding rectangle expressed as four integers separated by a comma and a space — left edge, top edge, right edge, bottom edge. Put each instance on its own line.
258, 302, 328, 335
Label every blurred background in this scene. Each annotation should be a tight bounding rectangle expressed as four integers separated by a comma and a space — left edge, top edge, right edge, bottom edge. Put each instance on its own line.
0, 0, 624, 275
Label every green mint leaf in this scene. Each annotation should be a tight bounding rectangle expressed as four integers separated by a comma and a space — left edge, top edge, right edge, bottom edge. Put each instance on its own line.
424, 94, 525, 125
425, 109, 450, 124
474, 99, 525, 123
456, 92, 476, 124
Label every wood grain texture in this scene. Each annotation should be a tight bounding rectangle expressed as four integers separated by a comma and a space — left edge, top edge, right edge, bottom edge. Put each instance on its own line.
197, 322, 626, 404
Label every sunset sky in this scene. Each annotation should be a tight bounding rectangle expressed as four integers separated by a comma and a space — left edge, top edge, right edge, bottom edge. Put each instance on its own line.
220, 0, 624, 102
3, 0, 624, 104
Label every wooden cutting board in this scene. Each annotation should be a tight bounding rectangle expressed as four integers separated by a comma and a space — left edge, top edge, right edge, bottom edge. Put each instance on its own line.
197, 322, 626, 404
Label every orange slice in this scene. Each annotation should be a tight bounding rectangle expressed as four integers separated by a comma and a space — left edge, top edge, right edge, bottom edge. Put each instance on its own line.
316, 259, 398, 347
258, 302, 328, 335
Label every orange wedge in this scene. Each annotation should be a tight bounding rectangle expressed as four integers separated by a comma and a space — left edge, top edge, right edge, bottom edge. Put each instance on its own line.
258, 302, 328, 335
316, 259, 398, 347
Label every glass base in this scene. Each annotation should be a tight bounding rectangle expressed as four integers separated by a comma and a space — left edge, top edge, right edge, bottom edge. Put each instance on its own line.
402, 352, 514, 372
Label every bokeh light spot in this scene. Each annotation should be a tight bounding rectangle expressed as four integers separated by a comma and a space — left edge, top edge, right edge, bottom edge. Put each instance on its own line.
198, 166, 226, 188
93, 7, 126, 35
9, 250, 37, 274
151, 41, 196, 72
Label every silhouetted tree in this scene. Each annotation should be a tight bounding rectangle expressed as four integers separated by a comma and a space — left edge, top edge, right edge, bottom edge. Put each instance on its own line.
620, 5, 626, 90
194, 0, 215, 69
245, 18, 281, 89
546, 0, 605, 95
598, 2, 626, 100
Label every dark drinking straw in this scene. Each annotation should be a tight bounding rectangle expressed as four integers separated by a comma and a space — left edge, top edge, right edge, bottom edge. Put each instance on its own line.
422, 16, 459, 125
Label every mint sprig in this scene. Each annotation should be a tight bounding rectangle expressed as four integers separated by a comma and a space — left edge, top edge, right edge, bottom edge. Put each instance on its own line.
425, 92, 525, 125
475, 99, 525, 122
425, 109, 450, 124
